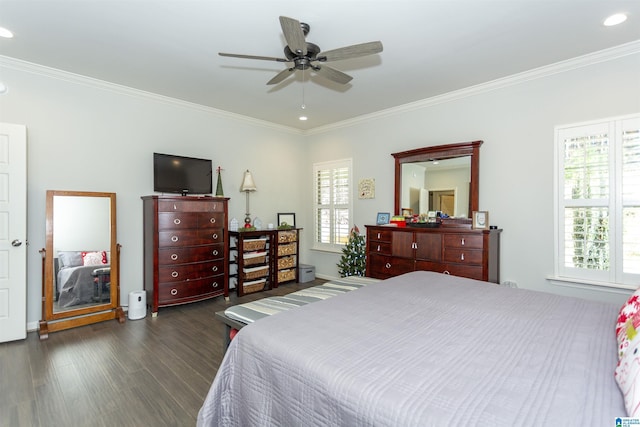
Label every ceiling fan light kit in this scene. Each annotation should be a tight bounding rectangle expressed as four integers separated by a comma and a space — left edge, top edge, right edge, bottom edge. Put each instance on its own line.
219, 16, 383, 86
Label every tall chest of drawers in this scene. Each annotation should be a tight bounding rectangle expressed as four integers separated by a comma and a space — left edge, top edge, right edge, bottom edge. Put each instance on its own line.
365, 225, 501, 283
142, 196, 229, 316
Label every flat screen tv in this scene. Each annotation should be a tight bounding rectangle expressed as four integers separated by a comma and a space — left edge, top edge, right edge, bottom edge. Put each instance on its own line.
153, 152, 212, 196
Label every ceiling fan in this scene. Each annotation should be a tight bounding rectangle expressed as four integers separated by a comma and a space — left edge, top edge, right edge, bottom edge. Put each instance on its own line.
219, 16, 383, 86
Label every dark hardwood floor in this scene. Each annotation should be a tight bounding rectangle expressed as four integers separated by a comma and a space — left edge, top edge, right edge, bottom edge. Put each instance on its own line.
0, 279, 323, 427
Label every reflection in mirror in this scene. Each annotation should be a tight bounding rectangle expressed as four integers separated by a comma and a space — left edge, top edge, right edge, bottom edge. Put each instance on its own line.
53, 196, 111, 313
40, 190, 124, 340
400, 156, 471, 218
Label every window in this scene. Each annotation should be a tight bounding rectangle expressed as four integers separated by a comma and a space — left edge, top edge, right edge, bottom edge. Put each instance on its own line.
313, 159, 352, 251
555, 114, 640, 287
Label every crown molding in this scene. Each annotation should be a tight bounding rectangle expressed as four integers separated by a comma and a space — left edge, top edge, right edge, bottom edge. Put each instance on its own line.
0, 55, 304, 136
2, 39, 639, 137
304, 39, 640, 135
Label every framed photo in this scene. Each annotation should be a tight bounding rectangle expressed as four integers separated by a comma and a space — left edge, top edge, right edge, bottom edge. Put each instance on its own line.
472, 211, 489, 230
358, 178, 375, 199
376, 212, 390, 225
277, 212, 296, 228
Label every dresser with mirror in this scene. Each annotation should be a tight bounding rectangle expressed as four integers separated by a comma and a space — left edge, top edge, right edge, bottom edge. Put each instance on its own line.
365, 140, 501, 283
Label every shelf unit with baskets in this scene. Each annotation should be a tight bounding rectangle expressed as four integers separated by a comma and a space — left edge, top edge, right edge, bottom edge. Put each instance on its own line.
229, 230, 274, 296
273, 228, 301, 287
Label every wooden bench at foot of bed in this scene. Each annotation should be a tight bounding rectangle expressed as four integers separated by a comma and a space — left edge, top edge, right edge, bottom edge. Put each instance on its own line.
215, 276, 380, 350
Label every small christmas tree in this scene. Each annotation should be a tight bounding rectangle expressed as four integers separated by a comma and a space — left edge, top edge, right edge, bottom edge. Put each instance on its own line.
337, 224, 366, 277
215, 166, 224, 196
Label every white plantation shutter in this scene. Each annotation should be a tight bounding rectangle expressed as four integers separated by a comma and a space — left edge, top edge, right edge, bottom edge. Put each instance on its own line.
314, 159, 352, 250
556, 114, 640, 286
622, 120, 640, 276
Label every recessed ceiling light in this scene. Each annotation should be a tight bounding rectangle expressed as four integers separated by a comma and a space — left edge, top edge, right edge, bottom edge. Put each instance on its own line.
0, 82, 7, 94
604, 13, 627, 26
299, 116, 308, 121
0, 27, 14, 38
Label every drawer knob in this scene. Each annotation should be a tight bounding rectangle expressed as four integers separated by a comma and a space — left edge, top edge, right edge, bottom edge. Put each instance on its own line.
212, 250, 219, 256
377, 232, 381, 239
377, 244, 381, 252
210, 217, 216, 224
461, 238, 465, 246
212, 282, 218, 288
385, 263, 391, 269
443, 270, 450, 275
174, 218, 181, 225
173, 204, 177, 210
170, 288, 178, 296
212, 266, 218, 272
171, 271, 179, 278
171, 254, 178, 260
461, 253, 465, 261
212, 233, 218, 239
171, 235, 179, 242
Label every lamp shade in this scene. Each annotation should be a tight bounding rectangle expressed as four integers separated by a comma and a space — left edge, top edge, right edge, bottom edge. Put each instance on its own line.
240, 170, 257, 192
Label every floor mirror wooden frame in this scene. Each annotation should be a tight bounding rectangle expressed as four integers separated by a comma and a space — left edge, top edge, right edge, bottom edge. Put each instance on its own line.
39, 190, 125, 340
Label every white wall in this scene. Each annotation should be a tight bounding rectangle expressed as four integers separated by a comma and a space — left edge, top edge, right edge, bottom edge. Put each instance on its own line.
0, 61, 305, 327
1, 47, 639, 328
303, 50, 640, 306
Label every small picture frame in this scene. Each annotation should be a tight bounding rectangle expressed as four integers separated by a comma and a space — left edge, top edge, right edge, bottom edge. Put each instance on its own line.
277, 212, 296, 228
472, 211, 489, 230
376, 212, 390, 225
401, 208, 413, 217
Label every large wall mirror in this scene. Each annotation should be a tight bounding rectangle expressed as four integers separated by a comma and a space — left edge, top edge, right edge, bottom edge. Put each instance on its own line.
392, 140, 482, 219
39, 190, 125, 339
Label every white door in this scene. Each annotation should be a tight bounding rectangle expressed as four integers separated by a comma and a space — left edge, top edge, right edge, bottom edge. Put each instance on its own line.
0, 123, 27, 342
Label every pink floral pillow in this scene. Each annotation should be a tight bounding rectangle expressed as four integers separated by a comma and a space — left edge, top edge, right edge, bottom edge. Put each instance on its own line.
617, 288, 640, 356
616, 330, 640, 416
81, 251, 108, 266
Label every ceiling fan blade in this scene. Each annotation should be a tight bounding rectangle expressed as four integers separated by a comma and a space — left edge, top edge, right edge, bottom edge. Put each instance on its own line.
312, 65, 353, 85
279, 16, 307, 56
219, 52, 289, 62
267, 68, 295, 85
317, 41, 383, 62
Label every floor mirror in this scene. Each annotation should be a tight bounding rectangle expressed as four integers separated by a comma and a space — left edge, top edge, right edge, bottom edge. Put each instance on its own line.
39, 190, 125, 339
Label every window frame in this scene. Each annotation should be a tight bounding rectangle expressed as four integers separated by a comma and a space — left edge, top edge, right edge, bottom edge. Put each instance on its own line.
554, 113, 640, 289
312, 158, 353, 253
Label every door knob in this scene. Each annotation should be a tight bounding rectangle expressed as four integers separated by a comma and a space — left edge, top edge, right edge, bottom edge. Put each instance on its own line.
11, 239, 22, 247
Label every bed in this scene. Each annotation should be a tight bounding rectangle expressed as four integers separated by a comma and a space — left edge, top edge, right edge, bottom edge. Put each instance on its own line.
198, 271, 627, 426
56, 250, 110, 308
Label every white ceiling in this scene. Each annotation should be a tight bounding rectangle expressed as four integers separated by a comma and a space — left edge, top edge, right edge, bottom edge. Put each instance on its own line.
1, 1, 639, 131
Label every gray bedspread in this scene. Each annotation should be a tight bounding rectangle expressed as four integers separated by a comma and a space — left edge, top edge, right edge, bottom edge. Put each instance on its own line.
198, 271, 625, 426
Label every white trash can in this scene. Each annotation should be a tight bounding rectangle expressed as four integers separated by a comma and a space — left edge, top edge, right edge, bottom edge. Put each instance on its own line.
128, 290, 147, 320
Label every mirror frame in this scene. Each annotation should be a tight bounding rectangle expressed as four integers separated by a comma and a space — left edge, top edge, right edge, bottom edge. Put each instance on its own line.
392, 140, 482, 218
39, 190, 125, 339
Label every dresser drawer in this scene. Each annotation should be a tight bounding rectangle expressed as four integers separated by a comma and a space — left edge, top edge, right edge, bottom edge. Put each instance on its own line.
158, 212, 198, 230
368, 253, 413, 278
368, 228, 393, 243
443, 248, 483, 264
443, 234, 483, 249
158, 244, 224, 265
158, 199, 226, 213
198, 212, 224, 228
367, 240, 391, 255
159, 259, 225, 283
158, 276, 225, 303
443, 264, 484, 281
159, 229, 224, 247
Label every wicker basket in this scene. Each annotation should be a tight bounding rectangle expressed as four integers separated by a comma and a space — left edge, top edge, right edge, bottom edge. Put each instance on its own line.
278, 230, 297, 243
243, 278, 266, 294
277, 255, 296, 270
243, 238, 267, 251
242, 251, 267, 266
243, 265, 269, 280
278, 268, 296, 283
277, 242, 297, 256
